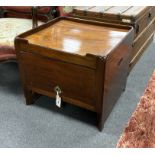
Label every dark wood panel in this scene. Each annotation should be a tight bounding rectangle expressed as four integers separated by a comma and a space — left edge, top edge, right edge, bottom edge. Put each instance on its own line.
19, 51, 96, 108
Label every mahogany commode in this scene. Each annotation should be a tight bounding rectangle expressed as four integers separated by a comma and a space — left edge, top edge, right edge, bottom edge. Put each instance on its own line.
15, 17, 134, 131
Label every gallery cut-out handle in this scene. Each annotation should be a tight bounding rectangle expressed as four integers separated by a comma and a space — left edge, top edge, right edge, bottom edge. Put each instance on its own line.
54, 86, 62, 108
117, 57, 123, 66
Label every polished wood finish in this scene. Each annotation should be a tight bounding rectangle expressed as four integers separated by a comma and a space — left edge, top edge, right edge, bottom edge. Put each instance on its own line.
25, 20, 128, 56
72, 6, 155, 72
15, 17, 134, 131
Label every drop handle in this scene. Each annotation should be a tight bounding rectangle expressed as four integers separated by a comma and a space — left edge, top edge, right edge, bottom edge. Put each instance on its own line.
117, 57, 123, 66
54, 86, 62, 108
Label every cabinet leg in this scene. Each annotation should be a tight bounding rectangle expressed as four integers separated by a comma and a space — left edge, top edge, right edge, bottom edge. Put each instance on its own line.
24, 89, 34, 105
24, 88, 40, 105
97, 113, 104, 131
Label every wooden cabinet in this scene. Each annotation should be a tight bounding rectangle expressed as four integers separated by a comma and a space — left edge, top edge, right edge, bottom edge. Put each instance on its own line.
15, 17, 134, 131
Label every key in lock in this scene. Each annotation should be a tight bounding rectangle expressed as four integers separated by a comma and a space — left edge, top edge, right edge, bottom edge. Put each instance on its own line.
54, 86, 62, 108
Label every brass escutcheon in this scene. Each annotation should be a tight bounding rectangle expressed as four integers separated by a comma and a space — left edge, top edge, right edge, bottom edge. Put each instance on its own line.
54, 86, 62, 94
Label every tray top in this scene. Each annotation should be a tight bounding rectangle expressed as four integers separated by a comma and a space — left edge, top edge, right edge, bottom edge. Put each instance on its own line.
25, 19, 129, 56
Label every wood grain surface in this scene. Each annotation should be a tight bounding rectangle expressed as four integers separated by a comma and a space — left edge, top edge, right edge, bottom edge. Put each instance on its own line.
26, 19, 128, 56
